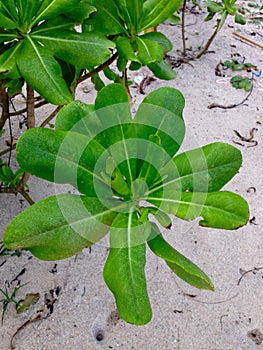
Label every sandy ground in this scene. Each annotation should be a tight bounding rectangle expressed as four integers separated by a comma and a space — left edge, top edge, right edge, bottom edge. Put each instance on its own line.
0, 4, 263, 350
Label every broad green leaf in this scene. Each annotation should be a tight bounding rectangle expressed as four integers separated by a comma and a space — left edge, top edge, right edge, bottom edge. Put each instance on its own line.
140, 32, 173, 55
15, 0, 42, 30
84, 0, 126, 35
31, 30, 115, 68
147, 190, 249, 230
0, 43, 22, 79
16, 127, 110, 196
116, 0, 144, 34
140, 0, 182, 31
4, 194, 116, 260
147, 224, 214, 290
63, 0, 96, 22
0, 0, 19, 22
103, 212, 152, 325
116, 36, 140, 63
30, 15, 80, 33
205, 0, 224, 13
16, 37, 73, 105
136, 36, 163, 65
31, 0, 80, 27
138, 86, 185, 118
135, 87, 185, 157
0, 4, 17, 29
95, 83, 130, 110
55, 101, 95, 133
159, 142, 243, 193
148, 60, 177, 80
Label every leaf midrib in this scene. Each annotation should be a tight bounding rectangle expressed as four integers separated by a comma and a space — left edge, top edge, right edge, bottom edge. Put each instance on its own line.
31, 33, 109, 48
147, 160, 240, 195
145, 195, 246, 220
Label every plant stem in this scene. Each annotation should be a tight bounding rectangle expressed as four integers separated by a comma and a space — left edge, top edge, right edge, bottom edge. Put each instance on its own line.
19, 188, 35, 205
9, 99, 47, 116
26, 85, 35, 128
181, 0, 187, 56
77, 52, 118, 84
40, 105, 63, 127
0, 80, 9, 131
196, 24, 220, 59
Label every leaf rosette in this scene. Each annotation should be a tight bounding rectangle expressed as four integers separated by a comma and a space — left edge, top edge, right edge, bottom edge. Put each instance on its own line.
4, 84, 249, 325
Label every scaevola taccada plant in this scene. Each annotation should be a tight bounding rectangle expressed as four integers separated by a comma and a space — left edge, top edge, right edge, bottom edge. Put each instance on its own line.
4, 84, 249, 325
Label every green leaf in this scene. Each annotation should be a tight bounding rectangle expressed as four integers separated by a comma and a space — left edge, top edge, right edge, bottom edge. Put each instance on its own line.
0, 5, 17, 29
140, 32, 173, 55
235, 12, 246, 25
147, 191, 249, 230
31, 0, 80, 27
0, 43, 22, 79
16, 37, 73, 105
16, 127, 110, 196
4, 194, 117, 260
91, 73, 105, 91
135, 87, 185, 157
148, 224, 214, 290
116, 36, 140, 63
167, 14, 181, 25
205, 0, 224, 13
148, 60, 177, 80
160, 142, 243, 193
84, 0, 126, 35
63, 0, 96, 22
55, 101, 95, 133
116, 0, 144, 34
136, 36, 163, 65
103, 212, 152, 325
14, 0, 42, 30
140, 0, 182, 31
31, 30, 115, 68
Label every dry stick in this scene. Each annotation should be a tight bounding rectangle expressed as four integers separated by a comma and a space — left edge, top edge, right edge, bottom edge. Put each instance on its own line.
0, 145, 16, 157
9, 100, 47, 117
208, 83, 254, 109
12, 86, 37, 204
233, 31, 263, 49
1, 86, 37, 203
237, 266, 263, 286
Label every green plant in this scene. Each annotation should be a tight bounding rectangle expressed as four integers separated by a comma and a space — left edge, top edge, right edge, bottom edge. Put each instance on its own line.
0, 283, 25, 324
3, 84, 249, 325
230, 75, 252, 91
0, 0, 181, 202
180, 0, 246, 58
223, 59, 256, 91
